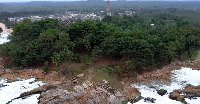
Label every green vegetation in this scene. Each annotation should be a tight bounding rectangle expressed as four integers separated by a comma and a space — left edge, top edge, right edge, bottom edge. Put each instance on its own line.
69, 66, 85, 77
52, 67, 61, 71
1, 1, 200, 28
41, 66, 49, 73
1, 12, 200, 74
3, 64, 11, 69
13, 66, 23, 70
190, 50, 198, 61
0, 27, 2, 33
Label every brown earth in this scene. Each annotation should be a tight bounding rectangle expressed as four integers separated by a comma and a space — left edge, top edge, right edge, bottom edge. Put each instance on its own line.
133, 51, 200, 84
0, 23, 13, 33
1, 51, 200, 103
0, 68, 63, 82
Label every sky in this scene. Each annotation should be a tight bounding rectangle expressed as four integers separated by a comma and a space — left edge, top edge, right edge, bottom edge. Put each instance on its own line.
0, 0, 77, 2
0, 0, 198, 2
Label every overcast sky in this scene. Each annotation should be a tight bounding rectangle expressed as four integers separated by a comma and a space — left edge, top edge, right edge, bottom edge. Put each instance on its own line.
0, 0, 198, 2
0, 0, 79, 2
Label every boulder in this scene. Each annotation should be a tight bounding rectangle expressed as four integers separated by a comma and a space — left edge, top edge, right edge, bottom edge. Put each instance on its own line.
157, 89, 167, 96
123, 86, 141, 102
176, 95, 185, 102
20, 84, 54, 98
169, 90, 186, 104
182, 84, 200, 98
169, 92, 180, 100
144, 97, 156, 103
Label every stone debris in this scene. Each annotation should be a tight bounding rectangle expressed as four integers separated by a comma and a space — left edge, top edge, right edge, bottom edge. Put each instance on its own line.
20, 80, 128, 104
123, 86, 141, 102
169, 84, 200, 104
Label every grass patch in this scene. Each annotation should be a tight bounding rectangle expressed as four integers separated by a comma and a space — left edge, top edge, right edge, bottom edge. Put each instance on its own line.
80, 55, 92, 64
41, 66, 49, 72
122, 100, 129, 104
52, 67, 60, 71
190, 50, 198, 61
69, 66, 86, 77
13, 66, 23, 70
90, 66, 123, 89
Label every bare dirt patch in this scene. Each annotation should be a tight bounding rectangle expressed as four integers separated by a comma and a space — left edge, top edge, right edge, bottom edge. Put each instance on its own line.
0, 23, 13, 33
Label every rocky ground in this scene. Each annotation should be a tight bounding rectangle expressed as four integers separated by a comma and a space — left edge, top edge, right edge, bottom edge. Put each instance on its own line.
13, 74, 141, 104
169, 84, 200, 104
0, 57, 141, 104
0, 23, 13, 33
135, 51, 200, 84
1, 52, 200, 104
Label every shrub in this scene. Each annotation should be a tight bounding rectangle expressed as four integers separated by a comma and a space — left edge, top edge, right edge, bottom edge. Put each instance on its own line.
3, 64, 11, 69
80, 55, 92, 63
190, 50, 198, 61
124, 60, 134, 70
100, 66, 113, 75
180, 51, 189, 61
114, 66, 121, 73
42, 66, 49, 73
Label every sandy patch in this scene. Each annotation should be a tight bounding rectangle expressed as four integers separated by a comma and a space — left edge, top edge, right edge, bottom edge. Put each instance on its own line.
0, 23, 13, 33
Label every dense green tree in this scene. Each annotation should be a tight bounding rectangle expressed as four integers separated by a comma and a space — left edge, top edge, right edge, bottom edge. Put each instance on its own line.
68, 19, 113, 50
1, 14, 200, 72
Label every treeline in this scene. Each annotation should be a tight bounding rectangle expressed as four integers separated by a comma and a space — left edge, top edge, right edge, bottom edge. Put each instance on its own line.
0, 10, 54, 28
1, 1, 200, 27
0, 14, 200, 72
0, 10, 54, 21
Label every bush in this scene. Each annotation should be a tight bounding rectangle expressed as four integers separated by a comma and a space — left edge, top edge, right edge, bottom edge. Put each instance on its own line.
190, 50, 198, 61
42, 66, 49, 73
100, 66, 113, 75
180, 51, 189, 61
80, 55, 92, 63
3, 64, 11, 69
114, 66, 121, 73
124, 60, 134, 70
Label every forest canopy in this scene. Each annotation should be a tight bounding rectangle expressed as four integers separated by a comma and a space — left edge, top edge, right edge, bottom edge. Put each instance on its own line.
0, 14, 200, 71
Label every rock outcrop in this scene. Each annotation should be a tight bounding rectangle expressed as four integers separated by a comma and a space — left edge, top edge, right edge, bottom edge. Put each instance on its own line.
123, 86, 141, 102
169, 91, 186, 104
157, 89, 167, 96
20, 84, 55, 98
181, 84, 200, 99
169, 84, 200, 104
38, 81, 127, 104
144, 97, 156, 103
